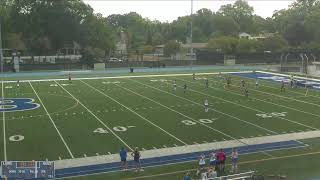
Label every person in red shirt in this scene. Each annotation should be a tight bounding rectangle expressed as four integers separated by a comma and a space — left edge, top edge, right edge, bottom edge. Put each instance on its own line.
216, 149, 226, 173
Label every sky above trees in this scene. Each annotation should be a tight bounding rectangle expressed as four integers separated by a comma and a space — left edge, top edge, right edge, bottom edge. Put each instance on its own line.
83, 0, 294, 22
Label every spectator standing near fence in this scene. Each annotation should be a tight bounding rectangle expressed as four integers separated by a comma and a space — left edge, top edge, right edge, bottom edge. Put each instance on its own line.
217, 149, 226, 173
183, 172, 192, 180
131, 147, 143, 172
119, 147, 128, 171
198, 154, 206, 170
231, 148, 239, 173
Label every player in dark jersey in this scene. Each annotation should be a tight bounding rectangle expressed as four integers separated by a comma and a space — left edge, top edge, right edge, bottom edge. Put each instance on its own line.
193, 73, 195, 80
240, 80, 245, 89
226, 77, 231, 88
205, 78, 209, 88
280, 80, 285, 92
244, 87, 249, 97
68, 73, 72, 84
131, 147, 143, 172
183, 83, 187, 94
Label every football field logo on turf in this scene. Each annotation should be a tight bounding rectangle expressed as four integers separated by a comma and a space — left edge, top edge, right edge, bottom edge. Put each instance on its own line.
0, 98, 40, 112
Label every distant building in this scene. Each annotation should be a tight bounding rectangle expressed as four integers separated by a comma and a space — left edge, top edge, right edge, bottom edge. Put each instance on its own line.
115, 31, 127, 55
239, 32, 252, 39
239, 32, 276, 41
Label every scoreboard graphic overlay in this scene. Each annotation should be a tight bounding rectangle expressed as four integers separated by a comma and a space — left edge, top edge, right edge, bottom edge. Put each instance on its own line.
1, 161, 54, 179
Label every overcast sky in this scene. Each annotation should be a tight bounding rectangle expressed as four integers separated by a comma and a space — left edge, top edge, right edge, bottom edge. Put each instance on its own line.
83, 0, 294, 22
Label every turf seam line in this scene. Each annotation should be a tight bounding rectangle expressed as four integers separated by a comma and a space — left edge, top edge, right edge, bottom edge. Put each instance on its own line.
2, 80, 7, 161
80, 80, 188, 146
54, 80, 134, 152
29, 81, 75, 159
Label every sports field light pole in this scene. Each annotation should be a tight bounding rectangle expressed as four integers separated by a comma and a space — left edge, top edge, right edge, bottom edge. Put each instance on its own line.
190, 0, 193, 70
0, 21, 3, 83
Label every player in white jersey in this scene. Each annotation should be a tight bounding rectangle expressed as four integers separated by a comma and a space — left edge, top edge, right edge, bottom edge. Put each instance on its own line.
255, 80, 259, 89
173, 80, 177, 91
204, 99, 209, 112
17, 80, 20, 88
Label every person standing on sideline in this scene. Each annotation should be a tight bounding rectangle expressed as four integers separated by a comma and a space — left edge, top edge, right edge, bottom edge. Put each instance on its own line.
183, 172, 192, 180
198, 154, 206, 170
231, 148, 239, 173
119, 147, 128, 170
131, 147, 143, 172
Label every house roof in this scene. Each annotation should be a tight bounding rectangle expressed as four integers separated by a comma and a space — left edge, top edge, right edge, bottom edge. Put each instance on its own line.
239, 32, 251, 37
181, 43, 208, 49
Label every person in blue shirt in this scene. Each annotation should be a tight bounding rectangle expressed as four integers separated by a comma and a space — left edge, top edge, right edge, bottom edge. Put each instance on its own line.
119, 147, 128, 170
183, 172, 192, 180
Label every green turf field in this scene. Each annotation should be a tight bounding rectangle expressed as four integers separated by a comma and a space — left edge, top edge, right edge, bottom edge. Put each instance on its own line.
1, 70, 320, 179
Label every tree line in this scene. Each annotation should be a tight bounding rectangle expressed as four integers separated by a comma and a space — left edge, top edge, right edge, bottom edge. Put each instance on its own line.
0, 0, 319, 62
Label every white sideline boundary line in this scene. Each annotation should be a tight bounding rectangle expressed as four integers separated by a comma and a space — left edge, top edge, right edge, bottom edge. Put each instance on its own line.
54, 130, 319, 170
29, 82, 75, 159
54, 80, 134, 152
56, 144, 307, 180
2, 81, 7, 161
80, 80, 187, 145
257, 70, 320, 82
1, 71, 253, 83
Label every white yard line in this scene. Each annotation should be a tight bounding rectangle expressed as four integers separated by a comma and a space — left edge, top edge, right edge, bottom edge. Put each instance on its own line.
54, 130, 320, 170
1, 71, 253, 83
80, 80, 187, 145
2, 81, 7, 161
29, 82, 75, 159
54, 80, 134, 152
177, 78, 318, 131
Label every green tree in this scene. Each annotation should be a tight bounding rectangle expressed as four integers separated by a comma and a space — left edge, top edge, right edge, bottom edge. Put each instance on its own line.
218, 0, 255, 33
163, 40, 181, 57
207, 36, 238, 54
237, 39, 258, 53
257, 36, 288, 52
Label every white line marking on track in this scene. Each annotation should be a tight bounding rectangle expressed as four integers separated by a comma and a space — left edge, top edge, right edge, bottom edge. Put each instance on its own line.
80, 80, 187, 145
3, 71, 253, 83
2, 80, 7, 161
55, 80, 134, 151
29, 82, 75, 159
